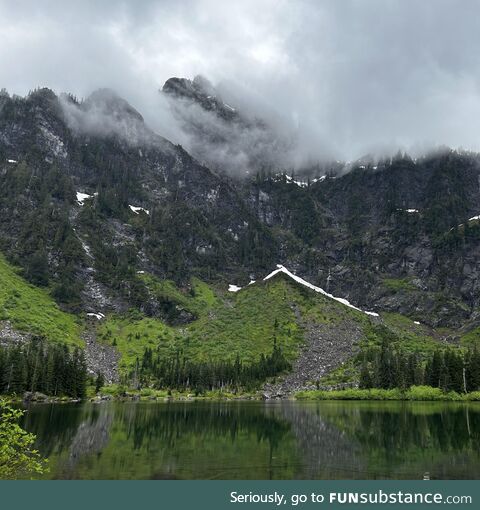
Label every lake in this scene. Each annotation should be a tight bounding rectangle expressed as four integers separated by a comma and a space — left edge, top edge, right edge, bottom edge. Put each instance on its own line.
20, 400, 480, 480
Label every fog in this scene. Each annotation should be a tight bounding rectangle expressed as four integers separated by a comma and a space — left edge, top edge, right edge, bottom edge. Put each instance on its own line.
1, 0, 480, 167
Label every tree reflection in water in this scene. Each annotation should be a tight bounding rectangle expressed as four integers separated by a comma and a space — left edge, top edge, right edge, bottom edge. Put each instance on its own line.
20, 401, 480, 479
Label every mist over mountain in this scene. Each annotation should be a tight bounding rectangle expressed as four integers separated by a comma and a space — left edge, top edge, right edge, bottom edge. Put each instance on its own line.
161, 75, 300, 175
3, 1, 480, 163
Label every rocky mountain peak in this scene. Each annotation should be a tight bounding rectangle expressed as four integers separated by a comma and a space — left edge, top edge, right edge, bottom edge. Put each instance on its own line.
82, 88, 144, 123
162, 75, 239, 122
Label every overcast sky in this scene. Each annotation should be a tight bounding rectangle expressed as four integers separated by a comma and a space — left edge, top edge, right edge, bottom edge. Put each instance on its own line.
1, 0, 480, 160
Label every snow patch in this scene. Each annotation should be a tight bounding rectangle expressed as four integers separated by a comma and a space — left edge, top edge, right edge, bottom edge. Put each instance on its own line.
227, 228, 239, 241
39, 125, 67, 158
228, 284, 242, 293
81, 240, 93, 258
207, 189, 219, 201
263, 265, 379, 317
76, 192, 92, 205
451, 214, 480, 231
87, 312, 105, 320
275, 174, 328, 187
284, 174, 309, 188
129, 205, 150, 215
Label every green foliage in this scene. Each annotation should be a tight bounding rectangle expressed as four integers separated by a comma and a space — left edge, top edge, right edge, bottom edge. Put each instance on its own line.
99, 275, 307, 372
95, 373, 105, 394
296, 386, 470, 401
358, 340, 479, 394
133, 339, 290, 392
0, 399, 47, 479
98, 315, 175, 372
461, 326, 480, 348
0, 339, 88, 398
184, 277, 304, 364
138, 273, 218, 322
382, 278, 416, 292
0, 254, 83, 346
366, 314, 440, 354
0, 159, 83, 303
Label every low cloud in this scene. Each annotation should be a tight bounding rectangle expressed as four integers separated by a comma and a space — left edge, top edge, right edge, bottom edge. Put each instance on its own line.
2, 0, 480, 166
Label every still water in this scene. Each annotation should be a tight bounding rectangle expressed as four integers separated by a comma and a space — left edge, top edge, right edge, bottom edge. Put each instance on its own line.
20, 400, 480, 479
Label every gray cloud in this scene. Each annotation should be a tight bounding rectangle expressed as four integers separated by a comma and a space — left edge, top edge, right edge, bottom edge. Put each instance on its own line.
1, 0, 480, 162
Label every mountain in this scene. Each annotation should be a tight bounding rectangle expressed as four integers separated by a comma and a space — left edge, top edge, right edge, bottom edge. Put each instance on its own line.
1, 82, 480, 391
162, 75, 296, 175
0, 87, 276, 304
246, 151, 480, 326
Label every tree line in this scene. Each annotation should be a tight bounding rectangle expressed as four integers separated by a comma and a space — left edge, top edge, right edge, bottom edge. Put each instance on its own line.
359, 341, 480, 393
129, 340, 291, 393
0, 338, 87, 398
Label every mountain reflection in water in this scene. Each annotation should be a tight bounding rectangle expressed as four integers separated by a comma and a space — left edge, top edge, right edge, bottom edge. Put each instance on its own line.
20, 401, 480, 480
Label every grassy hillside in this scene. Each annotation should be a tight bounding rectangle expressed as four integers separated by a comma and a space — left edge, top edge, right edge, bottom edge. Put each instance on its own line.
0, 254, 83, 347
99, 274, 307, 372
98, 271, 449, 379
0, 244, 462, 388
460, 326, 480, 348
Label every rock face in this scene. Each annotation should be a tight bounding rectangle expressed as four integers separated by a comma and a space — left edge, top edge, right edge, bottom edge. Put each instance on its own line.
83, 328, 120, 383
0, 321, 29, 347
263, 313, 364, 397
244, 152, 480, 328
163, 76, 240, 122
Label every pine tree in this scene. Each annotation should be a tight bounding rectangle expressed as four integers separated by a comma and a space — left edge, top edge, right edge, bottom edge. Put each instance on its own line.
466, 347, 480, 391
359, 360, 373, 389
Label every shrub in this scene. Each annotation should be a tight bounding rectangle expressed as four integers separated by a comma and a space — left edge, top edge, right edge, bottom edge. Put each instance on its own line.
0, 399, 47, 479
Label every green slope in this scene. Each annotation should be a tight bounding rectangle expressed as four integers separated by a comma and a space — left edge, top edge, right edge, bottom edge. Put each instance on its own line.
98, 273, 370, 371
0, 254, 83, 346
0, 244, 460, 386
98, 270, 458, 384
99, 273, 306, 372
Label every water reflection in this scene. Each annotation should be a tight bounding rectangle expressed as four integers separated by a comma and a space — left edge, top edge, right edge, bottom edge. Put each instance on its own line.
20, 401, 480, 480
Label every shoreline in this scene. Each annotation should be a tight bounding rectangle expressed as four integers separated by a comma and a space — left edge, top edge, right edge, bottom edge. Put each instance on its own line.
6, 385, 480, 403
296, 386, 480, 402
